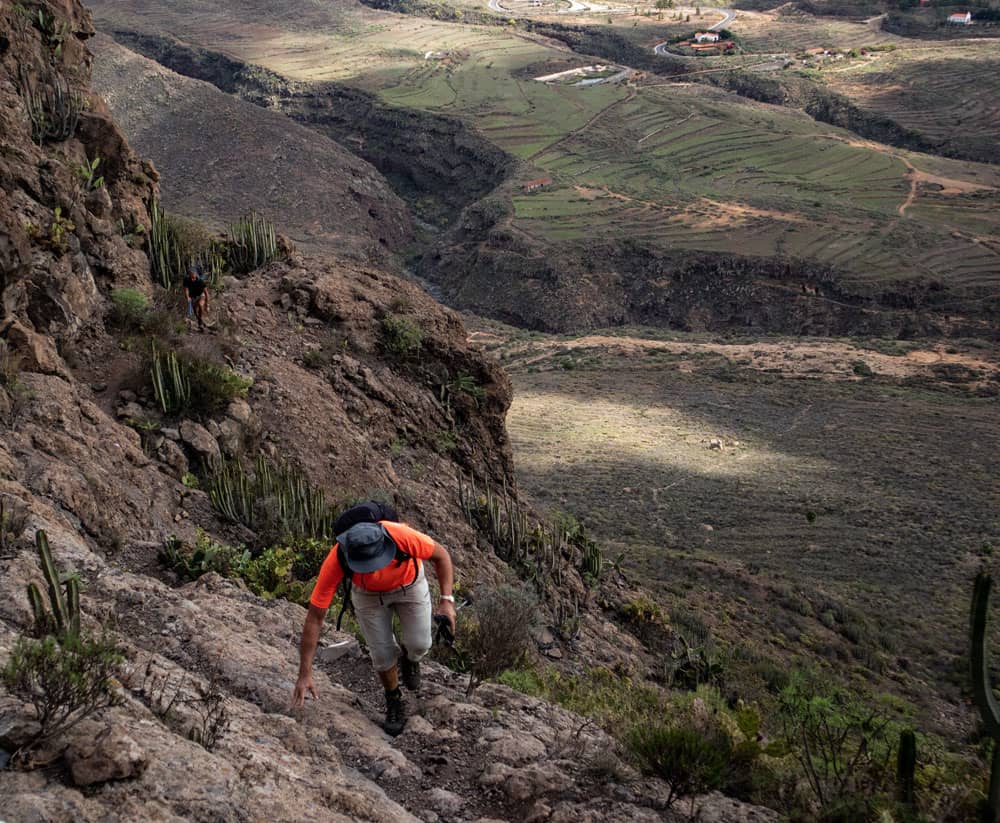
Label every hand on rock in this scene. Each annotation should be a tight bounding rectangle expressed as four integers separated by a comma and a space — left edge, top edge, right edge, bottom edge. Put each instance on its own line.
292, 673, 317, 708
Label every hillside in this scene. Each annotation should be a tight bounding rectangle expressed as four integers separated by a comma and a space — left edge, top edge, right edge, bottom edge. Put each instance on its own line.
89, 34, 412, 259
1, 1, 737, 820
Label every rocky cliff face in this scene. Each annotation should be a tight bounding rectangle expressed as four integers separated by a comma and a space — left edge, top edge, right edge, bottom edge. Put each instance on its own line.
0, 0, 156, 373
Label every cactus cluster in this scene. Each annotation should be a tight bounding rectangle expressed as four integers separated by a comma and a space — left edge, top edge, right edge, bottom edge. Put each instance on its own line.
26, 530, 80, 641
18, 64, 81, 145
226, 211, 278, 274
208, 456, 337, 540
459, 475, 586, 595
971, 571, 1000, 820
148, 201, 226, 288
150, 344, 191, 414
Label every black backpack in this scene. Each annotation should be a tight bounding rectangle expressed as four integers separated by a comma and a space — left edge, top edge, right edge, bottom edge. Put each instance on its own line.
332, 501, 417, 630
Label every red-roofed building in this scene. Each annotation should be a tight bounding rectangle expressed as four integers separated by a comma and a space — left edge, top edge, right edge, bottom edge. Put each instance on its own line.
947, 11, 972, 23
523, 177, 553, 192
694, 31, 720, 43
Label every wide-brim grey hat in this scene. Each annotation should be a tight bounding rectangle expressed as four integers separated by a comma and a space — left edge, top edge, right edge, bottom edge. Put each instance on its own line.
337, 522, 396, 574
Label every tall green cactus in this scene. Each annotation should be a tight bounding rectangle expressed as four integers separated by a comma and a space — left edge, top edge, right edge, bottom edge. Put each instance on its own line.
27, 530, 80, 640
896, 728, 916, 805
971, 571, 1000, 821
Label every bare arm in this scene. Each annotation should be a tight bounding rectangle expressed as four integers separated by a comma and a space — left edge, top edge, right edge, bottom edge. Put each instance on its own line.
430, 543, 456, 630
292, 603, 327, 707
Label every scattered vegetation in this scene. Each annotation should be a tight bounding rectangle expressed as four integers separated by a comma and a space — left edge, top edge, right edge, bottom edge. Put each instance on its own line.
128, 659, 230, 751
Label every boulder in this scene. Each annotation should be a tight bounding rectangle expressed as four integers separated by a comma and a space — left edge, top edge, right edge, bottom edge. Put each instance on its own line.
156, 439, 189, 478
65, 725, 147, 786
426, 788, 464, 816
487, 731, 546, 765
216, 417, 244, 458
179, 419, 221, 469
226, 398, 252, 425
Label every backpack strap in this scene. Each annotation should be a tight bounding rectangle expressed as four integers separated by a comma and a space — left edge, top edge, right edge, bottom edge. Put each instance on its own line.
335, 543, 353, 632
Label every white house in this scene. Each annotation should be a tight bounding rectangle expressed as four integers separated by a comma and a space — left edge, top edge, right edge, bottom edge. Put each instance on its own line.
694, 31, 720, 43
947, 11, 972, 24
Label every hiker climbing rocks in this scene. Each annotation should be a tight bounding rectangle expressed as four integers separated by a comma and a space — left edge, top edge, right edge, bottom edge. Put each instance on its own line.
292, 508, 456, 736
183, 266, 209, 331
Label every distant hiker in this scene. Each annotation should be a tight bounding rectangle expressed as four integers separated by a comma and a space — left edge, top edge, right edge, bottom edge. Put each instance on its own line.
183, 266, 209, 331
292, 505, 456, 736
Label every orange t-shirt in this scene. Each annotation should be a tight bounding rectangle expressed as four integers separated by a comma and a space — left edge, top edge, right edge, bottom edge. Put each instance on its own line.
309, 521, 437, 609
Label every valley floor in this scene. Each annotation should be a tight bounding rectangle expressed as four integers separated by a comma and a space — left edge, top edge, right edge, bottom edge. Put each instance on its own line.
480, 319, 1000, 740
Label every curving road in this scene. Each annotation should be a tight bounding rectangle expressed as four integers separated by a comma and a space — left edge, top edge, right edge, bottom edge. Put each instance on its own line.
653, 8, 736, 57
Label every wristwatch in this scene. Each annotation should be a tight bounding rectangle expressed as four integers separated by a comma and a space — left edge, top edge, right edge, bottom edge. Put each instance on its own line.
440, 595, 455, 603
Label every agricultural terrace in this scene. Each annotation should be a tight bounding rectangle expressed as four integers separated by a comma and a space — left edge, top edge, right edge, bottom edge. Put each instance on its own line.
514, 84, 1000, 290
90, 0, 1000, 291
821, 42, 1000, 165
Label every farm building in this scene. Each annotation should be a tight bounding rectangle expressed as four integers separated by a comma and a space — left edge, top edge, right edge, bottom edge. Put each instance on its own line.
947, 11, 972, 23
523, 177, 553, 192
694, 31, 720, 42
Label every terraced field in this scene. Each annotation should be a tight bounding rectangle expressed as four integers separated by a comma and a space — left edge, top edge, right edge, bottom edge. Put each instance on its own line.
476, 318, 1000, 735
822, 43, 1000, 164
90, 0, 1000, 294
513, 84, 1000, 288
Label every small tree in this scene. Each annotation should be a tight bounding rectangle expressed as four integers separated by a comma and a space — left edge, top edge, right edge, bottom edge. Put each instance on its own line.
460, 585, 536, 695
629, 718, 732, 811
2, 531, 123, 758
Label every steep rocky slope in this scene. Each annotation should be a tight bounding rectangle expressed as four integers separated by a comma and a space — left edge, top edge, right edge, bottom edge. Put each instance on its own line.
0, 2, 780, 820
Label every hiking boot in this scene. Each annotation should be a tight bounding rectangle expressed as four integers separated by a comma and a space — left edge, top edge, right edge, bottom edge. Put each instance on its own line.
399, 650, 421, 691
383, 688, 406, 736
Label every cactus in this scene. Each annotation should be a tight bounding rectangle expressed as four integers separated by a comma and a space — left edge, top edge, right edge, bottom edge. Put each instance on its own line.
18, 64, 82, 145
971, 571, 1000, 821
151, 345, 191, 414
27, 530, 81, 641
896, 728, 916, 805
227, 211, 279, 274
582, 542, 603, 583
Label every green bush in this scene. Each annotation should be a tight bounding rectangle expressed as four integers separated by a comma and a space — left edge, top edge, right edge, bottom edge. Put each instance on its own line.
150, 345, 251, 416
159, 531, 326, 606
380, 314, 423, 359
109, 288, 150, 331
159, 531, 250, 582
240, 547, 311, 604
777, 673, 895, 811
628, 720, 732, 809
1, 631, 123, 749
